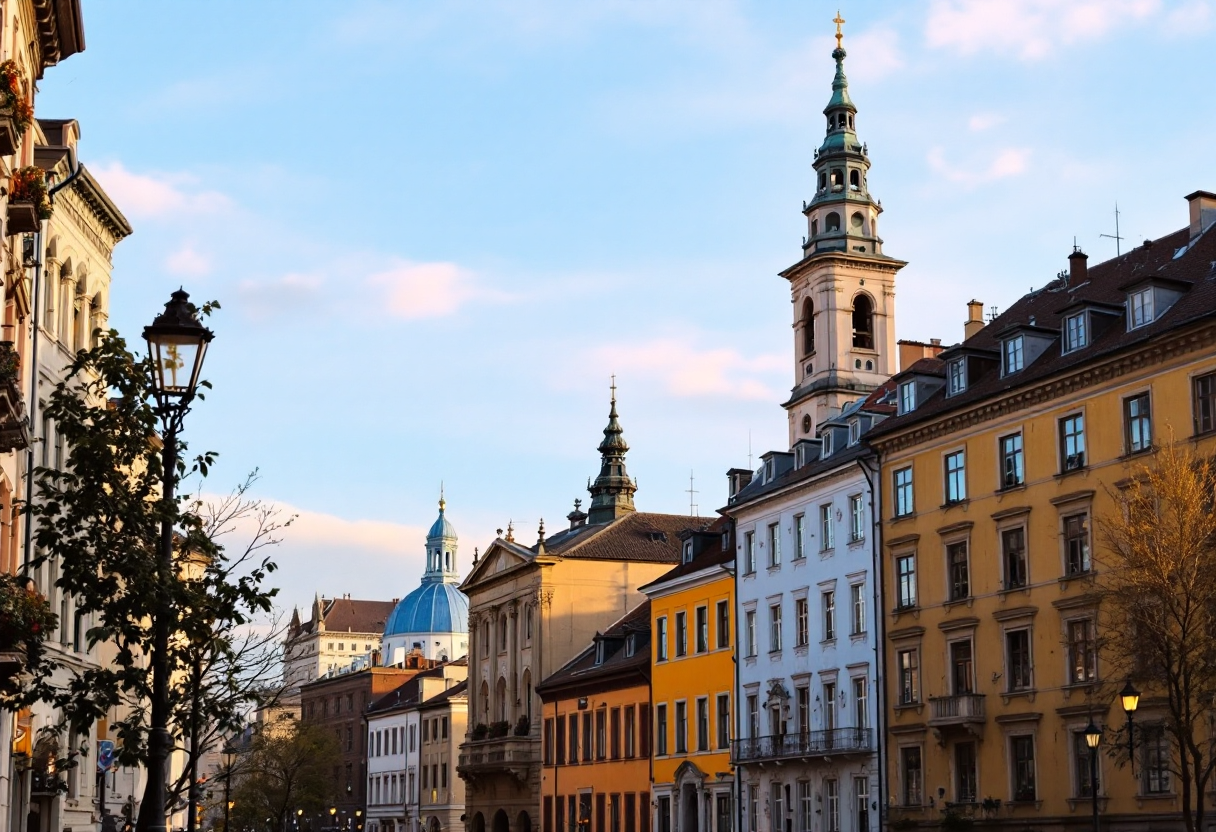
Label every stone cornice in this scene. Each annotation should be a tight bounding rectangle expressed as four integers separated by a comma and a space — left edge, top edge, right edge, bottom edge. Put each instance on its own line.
871, 319, 1216, 455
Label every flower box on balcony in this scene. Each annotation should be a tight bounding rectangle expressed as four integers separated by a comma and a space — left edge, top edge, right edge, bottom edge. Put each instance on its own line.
6, 166, 50, 236
5, 200, 36, 235
0, 574, 56, 687
0, 111, 20, 158
0, 61, 32, 158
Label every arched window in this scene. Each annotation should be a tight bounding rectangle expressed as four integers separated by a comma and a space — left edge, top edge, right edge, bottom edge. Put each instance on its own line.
525, 606, 533, 642
810, 219, 819, 237
482, 621, 489, 656
480, 681, 490, 720
852, 294, 874, 349
499, 615, 508, 651
801, 298, 815, 356
818, 172, 827, 191
825, 212, 841, 232
830, 170, 844, 191
849, 170, 860, 191
495, 677, 508, 722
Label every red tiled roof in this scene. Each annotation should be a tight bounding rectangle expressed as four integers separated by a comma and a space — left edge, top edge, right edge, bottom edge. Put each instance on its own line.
536, 601, 651, 694
542, 512, 710, 563
297, 598, 397, 636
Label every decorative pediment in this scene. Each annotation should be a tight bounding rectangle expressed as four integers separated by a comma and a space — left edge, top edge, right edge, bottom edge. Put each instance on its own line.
460, 540, 533, 591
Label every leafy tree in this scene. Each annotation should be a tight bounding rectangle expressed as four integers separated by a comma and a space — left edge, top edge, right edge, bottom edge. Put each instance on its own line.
228, 717, 339, 832
15, 327, 284, 796
1098, 439, 1216, 832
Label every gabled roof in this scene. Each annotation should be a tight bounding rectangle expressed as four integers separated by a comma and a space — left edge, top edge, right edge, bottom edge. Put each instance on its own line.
293, 597, 398, 638
870, 221, 1216, 438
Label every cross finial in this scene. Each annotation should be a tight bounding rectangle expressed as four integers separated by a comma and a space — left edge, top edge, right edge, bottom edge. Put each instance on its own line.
833, 10, 845, 49
610, 374, 617, 404
439, 480, 445, 512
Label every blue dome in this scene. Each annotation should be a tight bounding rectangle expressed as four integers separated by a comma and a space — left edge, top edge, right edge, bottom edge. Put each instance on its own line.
428, 510, 457, 541
384, 581, 469, 636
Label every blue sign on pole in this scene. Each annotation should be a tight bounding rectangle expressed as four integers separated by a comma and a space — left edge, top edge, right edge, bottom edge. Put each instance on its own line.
97, 740, 115, 774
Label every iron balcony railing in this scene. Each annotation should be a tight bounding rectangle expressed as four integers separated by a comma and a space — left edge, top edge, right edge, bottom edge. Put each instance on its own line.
731, 727, 873, 764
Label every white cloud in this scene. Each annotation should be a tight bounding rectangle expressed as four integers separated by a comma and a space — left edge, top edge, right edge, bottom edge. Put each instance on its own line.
968, 113, 1006, 132
165, 242, 211, 277
925, 0, 1160, 60
591, 338, 785, 401
91, 162, 230, 219
927, 146, 1031, 187
367, 260, 510, 320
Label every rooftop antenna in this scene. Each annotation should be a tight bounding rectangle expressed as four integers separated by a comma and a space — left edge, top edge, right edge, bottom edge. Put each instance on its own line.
687, 470, 699, 517
1100, 203, 1124, 256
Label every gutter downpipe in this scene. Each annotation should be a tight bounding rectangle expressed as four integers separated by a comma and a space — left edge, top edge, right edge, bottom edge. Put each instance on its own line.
21, 148, 80, 571
856, 457, 883, 832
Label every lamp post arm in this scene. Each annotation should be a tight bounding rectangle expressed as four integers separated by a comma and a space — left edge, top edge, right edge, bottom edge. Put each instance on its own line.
1127, 712, 1135, 778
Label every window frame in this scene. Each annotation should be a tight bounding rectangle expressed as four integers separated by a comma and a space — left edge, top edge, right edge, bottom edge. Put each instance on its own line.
819, 504, 834, 551
898, 380, 916, 415
1124, 392, 1152, 454
768, 522, 781, 568
947, 540, 970, 602
1194, 372, 1216, 436
715, 600, 730, 649
1129, 287, 1154, 328
1067, 617, 1097, 684
897, 648, 920, 706
822, 590, 836, 642
947, 358, 966, 396
655, 616, 668, 662
1059, 412, 1087, 472
999, 432, 1024, 489
1010, 734, 1037, 802
795, 597, 809, 647
1003, 335, 1024, 375
848, 494, 864, 543
1001, 526, 1028, 590
893, 466, 914, 518
675, 611, 688, 657
769, 603, 783, 653
895, 552, 917, 610
743, 531, 756, 574
1063, 512, 1092, 576
850, 582, 866, 636
944, 450, 967, 504
1005, 628, 1033, 692
1063, 311, 1088, 353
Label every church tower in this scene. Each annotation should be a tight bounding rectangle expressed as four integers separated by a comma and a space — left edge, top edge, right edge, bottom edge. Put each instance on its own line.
781, 13, 905, 446
586, 383, 637, 525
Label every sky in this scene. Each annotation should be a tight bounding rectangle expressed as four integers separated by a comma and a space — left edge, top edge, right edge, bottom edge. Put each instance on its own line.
35, 0, 1216, 616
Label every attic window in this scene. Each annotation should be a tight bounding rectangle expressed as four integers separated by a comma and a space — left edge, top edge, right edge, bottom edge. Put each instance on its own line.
1063, 312, 1087, 353
765, 459, 774, 481
1003, 336, 1024, 375
946, 358, 966, 396
595, 641, 606, 666
625, 634, 637, 657
647, 531, 668, 542
682, 540, 693, 564
821, 431, 834, 459
898, 381, 916, 415
1129, 288, 1154, 328
848, 420, 861, 446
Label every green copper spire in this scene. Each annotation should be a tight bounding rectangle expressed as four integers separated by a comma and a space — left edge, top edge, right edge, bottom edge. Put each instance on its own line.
587, 377, 637, 525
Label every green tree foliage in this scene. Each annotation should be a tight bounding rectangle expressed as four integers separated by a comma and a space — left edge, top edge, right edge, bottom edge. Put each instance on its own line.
16, 328, 283, 785
228, 717, 340, 832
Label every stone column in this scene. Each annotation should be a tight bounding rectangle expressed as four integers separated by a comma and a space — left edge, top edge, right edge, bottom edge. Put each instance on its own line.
509, 601, 519, 711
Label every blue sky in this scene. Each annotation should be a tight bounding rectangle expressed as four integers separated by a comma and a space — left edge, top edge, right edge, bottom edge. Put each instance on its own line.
37, 0, 1216, 613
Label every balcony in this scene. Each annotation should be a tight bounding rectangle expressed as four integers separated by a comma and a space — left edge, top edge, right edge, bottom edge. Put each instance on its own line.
0, 343, 28, 452
928, 694, 986, 738
457, 736, 537, 785
732, 728, 873, 765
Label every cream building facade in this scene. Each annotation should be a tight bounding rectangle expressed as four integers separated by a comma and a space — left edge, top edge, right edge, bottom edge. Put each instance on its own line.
283, 595, 398, 693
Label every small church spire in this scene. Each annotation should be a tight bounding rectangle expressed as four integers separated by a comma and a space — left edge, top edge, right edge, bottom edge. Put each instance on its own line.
587, 378, 638, 524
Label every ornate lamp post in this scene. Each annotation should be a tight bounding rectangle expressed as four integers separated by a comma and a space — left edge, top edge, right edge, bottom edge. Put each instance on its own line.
135, 290, 214, 832
1084, 721, 1102, 832
1120, 680, 1141, 774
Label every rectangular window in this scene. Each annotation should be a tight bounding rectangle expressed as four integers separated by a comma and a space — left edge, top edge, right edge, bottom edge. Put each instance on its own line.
716, 601, 730, 649
795, 598, 809, 647
656, 617, 668, 662
1142, 724, 1170, 795
675, 702, 688, 754
850, 583, 866, 635
901, 746, 923, 806
716, 694, 730, 749
747, 786, 758, 832
1125, 393, 1152, 453
798, 781, 813, 832
821, 431, 834, 458
852, 677, 868, 729
770, 783, 783, 832
746, 694, 759, 740
1011, 735, 1036, 801
849, 495, 864, 542
610, 708, 621, 759
744, 532, 756, 574
624, 705, 635, 758
656, 704, 668, 756
897, 649, 919, 705
896, 553, 917, 609
568, 714, 579, 763
1130, 287, 1154, 328
769, 604, 782, 653
545, 798, 554, 832
945, 450, 966, 503
796, 686, 810, 735
716, 795, 731, 832
948, 541, 969, 601
899, 381, 916, 414
1074, 731, 1099, 797
611, 795, 621, 832
1006, 629, 1032, 692
849, 420, 860, 445
557, 796, 566, 832
951, 640, 974, 694
1004, 335, 1024, 374
597, 794, 605, 832
695, 606, 708, 653
596, 709, 607, 760
625, 795, 636, 832
745, 610, 757, 657
824, 778, 840, 832
1060, 413, 1087, 473
854, 778, 870, 832
894, 467, 914, 517
544, 718, 554, 765
1065, 513, 1091, 576
696, 697, 709, 751
556, 714, 567, 765
1000, 433, 1024, 489
582, 713, 592, 762
1068, 619, 1096, 683
768, 522, 781, 567
1194, 373, 1216, 435
1002, 527, 1028, 589
819, 504, 834, 551
955, 741, 978, 803
675, 612, 687, 657
794, 514, 805, 559
947, 358, 966, 396
822, 591, 836, 641
1064, 311, 1087, 352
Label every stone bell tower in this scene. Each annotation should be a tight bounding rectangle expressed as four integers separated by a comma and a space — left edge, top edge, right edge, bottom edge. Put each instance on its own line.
781, 13, 906, 447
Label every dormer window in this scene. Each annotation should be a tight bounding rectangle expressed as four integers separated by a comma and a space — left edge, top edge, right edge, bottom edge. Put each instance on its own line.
1063, 312, 1087, 353
1129, 288, 1154, 328
625, 634, 637, 657
682, 540, 693, 564
898, 381, 916, 415
947, 358, 966, 396
765, 459, 774, 482
821, 431, 834, 459
1003, 336, 1024, 375
595, 641, 607, 666
848, 420, 860, 446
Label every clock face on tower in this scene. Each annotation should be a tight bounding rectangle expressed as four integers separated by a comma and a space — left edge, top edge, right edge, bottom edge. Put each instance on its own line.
802, 414, 812, 434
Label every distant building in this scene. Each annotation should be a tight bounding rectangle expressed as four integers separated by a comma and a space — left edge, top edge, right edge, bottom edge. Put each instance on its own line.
284, 595, 399, 693
382, 495, 470, 665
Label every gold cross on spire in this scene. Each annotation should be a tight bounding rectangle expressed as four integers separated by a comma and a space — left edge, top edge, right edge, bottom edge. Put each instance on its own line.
833, 10, 845, 49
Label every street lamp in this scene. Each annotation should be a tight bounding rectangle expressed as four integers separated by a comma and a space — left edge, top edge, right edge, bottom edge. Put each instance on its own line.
329, 807, 338, 830
134, 289, 215, 832
1084, 721, 1102, 832
1120, 680, 1141, 774
222, 745, 238, 832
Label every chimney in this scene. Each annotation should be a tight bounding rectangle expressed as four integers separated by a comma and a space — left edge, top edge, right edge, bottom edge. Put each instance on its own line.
1186, 190, 1216, 241
1068, 248, 1088, 285
897, 338, 947, 371
964, 300, 985, 340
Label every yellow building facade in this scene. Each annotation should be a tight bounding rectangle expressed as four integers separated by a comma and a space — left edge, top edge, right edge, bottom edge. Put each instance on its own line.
538, 603, 653, 832
642, 525, 735, 832
872, 192, 1216, 831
